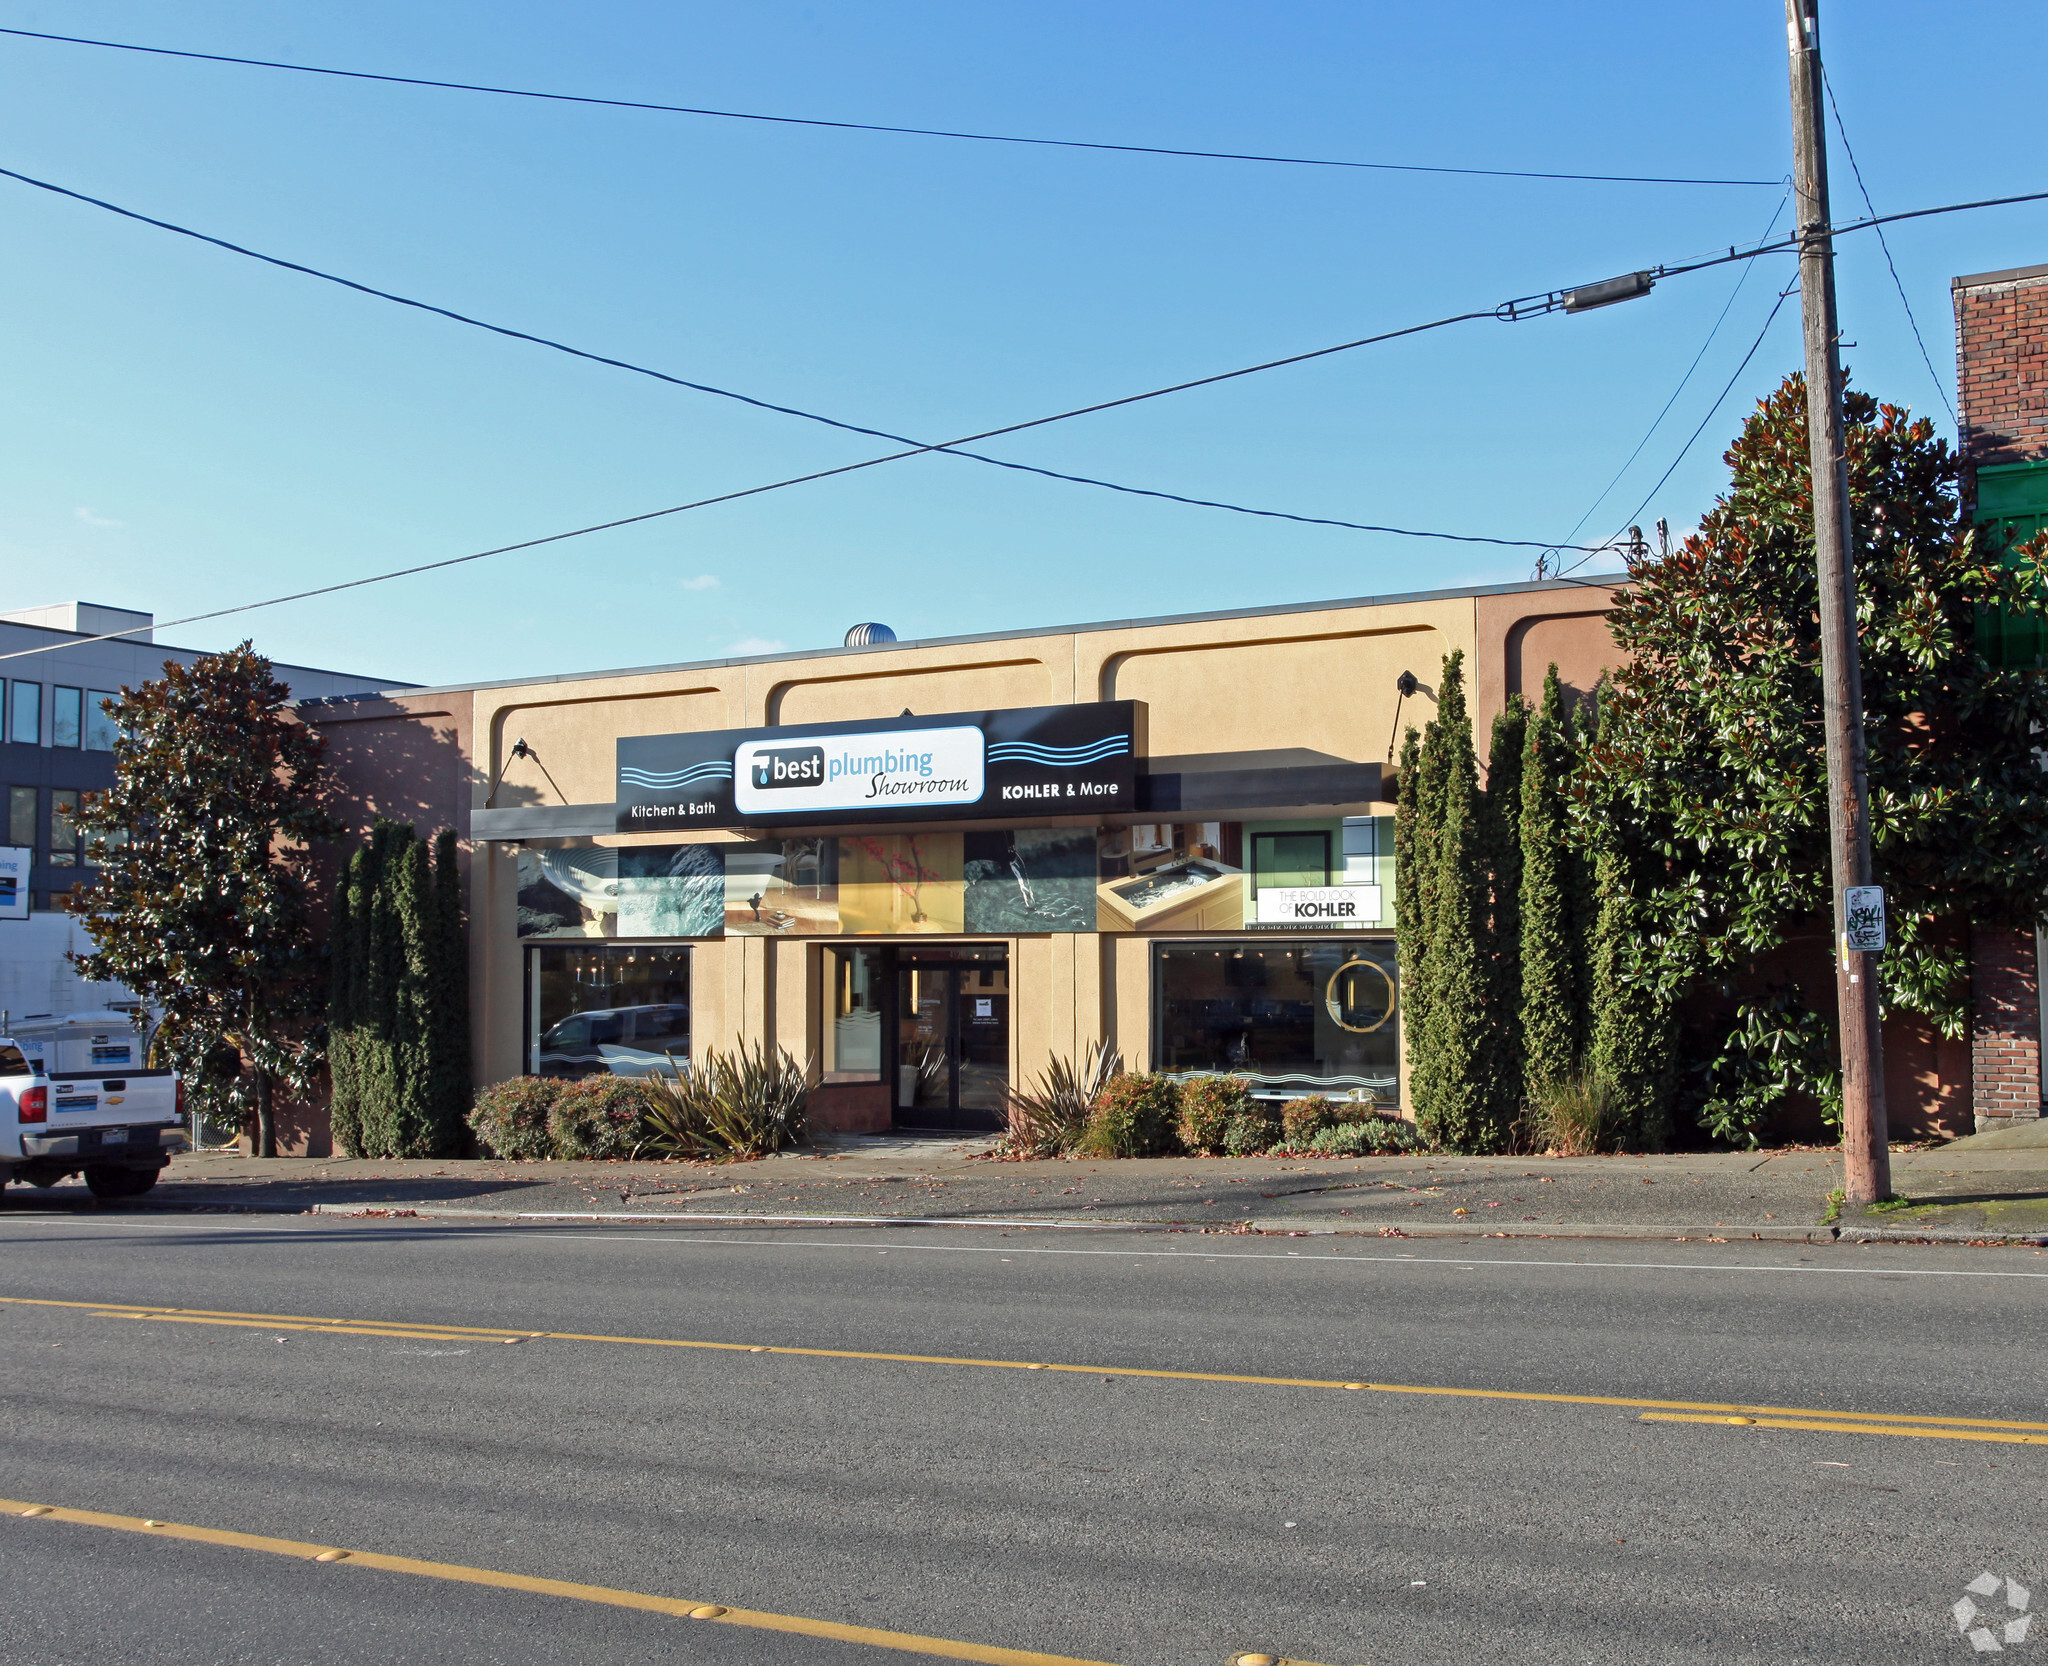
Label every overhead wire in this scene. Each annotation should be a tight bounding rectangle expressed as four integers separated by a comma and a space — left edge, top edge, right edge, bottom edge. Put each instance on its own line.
1553, 279, 1800, 581
0, 24, 1780, 188
1537, 185, 1793, 572
0, 161, 1606, 558
3, 181, 2042, 661
0, 300, 1562, 665
1821, 67, 1958, 427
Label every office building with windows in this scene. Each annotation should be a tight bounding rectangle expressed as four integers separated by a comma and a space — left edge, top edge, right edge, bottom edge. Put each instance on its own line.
0, 602, 407, 1019
302, 578, 1621, 1151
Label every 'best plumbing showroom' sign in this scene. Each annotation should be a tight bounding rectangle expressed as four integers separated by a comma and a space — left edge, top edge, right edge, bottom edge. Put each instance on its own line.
617, 702, 1143, 831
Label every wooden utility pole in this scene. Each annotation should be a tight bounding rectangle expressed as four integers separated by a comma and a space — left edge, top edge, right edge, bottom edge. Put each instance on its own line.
1785, 0, 1889, 1203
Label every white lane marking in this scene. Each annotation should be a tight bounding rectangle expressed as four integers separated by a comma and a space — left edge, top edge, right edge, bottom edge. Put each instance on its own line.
529, 1231, 2048, 1281
5, 1218, 2047, 1280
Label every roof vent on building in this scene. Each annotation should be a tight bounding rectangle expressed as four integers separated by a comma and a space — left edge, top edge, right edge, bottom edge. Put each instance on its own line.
844, 622, 897, 646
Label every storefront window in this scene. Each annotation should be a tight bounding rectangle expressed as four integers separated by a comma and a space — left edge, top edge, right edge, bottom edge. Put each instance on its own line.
527, 943, 691, 1079
824, 946, 885, 1080
1152, 939, 1398, 1105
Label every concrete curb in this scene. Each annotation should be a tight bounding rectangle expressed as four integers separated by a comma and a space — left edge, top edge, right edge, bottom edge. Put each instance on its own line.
12, 1196, 2041, 1246
1837, 1222, 2048, 1246
295, 1203, 1964, 1243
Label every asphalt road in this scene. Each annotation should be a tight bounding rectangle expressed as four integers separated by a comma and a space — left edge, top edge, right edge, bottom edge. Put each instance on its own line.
0, 1213, 2043, 1665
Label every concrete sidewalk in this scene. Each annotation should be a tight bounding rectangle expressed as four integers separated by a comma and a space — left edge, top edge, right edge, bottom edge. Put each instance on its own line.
6, 1120, 2044, 1241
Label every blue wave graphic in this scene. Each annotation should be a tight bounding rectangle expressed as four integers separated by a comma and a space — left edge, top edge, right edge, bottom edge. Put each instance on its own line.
987, 735, 1130, 767
619, 762, 735, 788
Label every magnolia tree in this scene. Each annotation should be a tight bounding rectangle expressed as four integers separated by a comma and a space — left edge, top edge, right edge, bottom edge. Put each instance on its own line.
1397, 373, 2048, 1151
71, 645, 334, 1157
1578, 373, 2048, 1141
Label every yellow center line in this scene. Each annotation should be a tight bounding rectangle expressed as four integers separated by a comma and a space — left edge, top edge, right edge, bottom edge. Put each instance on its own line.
0, 1495, 1139, 1666
8, 1292, 2044, 1441
1639, 1412, 2048, 1446
88, 1312, 478, 1342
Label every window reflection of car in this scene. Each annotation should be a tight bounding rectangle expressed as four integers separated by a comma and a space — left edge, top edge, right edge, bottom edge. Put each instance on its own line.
537, 1005, 689, 1078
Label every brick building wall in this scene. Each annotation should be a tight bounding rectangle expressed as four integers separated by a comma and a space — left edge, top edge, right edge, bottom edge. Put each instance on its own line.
1954, 262, 2048, 470
1971, 926, 2043, 1123
1955, 262, 2048, 1125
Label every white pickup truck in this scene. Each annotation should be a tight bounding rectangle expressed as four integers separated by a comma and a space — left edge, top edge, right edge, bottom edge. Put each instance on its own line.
1, 1011, 185, 1200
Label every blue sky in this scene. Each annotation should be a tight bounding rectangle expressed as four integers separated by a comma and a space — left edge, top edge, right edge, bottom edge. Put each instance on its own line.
2, 2, 2043, 690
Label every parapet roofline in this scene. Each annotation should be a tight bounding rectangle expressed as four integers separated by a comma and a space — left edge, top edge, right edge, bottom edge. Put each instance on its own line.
1953, 261, 2048, 291
0, 616, 415, 692
299, 572, 1629, 708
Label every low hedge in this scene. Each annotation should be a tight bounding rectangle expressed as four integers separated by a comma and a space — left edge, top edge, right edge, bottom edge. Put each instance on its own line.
1279, 1095, 1343, 1148
547, 1075, 651, 1160
468, 1073, 652, 1160
1176, 1075, 1251, 1155
467, 1076, 561, 1159
1302, 1116, 1425, 1156
1083, 1073, 1182, 1157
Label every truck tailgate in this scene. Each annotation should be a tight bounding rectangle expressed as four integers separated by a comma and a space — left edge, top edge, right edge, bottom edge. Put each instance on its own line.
47, 1069, 178, 1127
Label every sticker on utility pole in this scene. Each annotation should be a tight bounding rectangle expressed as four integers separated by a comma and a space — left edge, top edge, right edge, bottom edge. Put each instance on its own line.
1843, 886, 1886, 953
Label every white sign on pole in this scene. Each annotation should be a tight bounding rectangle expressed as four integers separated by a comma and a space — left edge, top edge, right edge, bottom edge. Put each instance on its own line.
0, 846, 28, 922
1254, 885, 1383, 927
1843, 885, 1886, 953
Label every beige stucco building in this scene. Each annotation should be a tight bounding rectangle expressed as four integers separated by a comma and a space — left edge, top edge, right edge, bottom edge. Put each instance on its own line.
297, 577, 1621, 1154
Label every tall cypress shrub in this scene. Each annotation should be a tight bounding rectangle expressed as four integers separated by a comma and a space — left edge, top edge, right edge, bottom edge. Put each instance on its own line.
426, 829, 472, 1142
1586, 836, 1676, 1147
1417, 722, 1504, 1149
1405, 653, 1509, 1149
1519, 666, 1588, 1091
1393, 723, 1432, 1112
1483, 695, 1528, 1109
328, 820, 470, 1157
1582, 688, 1677, 1147
1402, 653, 1475, 1128
392, 836, 436, 1154
326, 847, 371, 1155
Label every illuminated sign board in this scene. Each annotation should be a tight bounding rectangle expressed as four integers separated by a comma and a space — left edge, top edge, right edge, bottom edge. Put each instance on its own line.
617, 702, 1143, 831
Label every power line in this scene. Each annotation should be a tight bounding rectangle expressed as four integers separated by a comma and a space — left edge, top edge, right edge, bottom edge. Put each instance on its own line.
0, 299, 1583, 666
1538, 187, 1792, 571
1647, 188, 2048, 282
6, 180, 2041, 661
1558, 280, 1799, 578
0, 161, 1605, 557
1821, 68, 1957, 427
0, 24, 1780, 188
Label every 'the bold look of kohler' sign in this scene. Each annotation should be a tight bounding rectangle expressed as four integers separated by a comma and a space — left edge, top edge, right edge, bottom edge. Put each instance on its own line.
616, 702, 1144, 830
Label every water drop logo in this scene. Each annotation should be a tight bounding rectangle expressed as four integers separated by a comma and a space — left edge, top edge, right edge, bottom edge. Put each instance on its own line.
1955, 1573, 2031, 1653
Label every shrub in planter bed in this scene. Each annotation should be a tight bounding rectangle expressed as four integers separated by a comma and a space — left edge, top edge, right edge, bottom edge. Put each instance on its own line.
1304, 1116, 1426, 1157
1279, 1095, 1345, 1149
467, 1077, 562, 1159
1221, 1104, 1279, 1156
546, 1074, 652, 1160
1176, 1075, 1251, 1155
1083, 1072, 1181, 1157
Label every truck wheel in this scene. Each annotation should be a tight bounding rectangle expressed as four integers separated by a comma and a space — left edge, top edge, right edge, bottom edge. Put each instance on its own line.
85, 1166, 155, 1200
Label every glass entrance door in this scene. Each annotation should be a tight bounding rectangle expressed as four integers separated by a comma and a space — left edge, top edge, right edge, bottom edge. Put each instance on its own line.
894, 953, 1009, 1131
